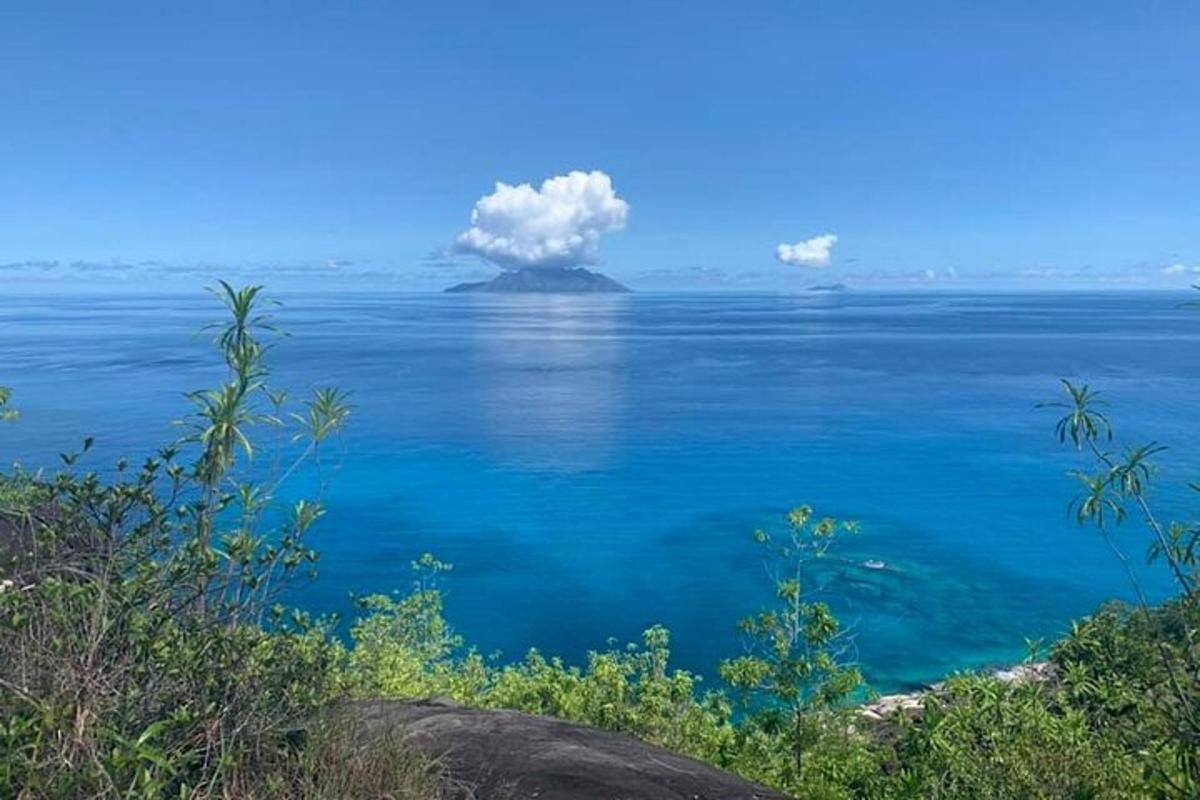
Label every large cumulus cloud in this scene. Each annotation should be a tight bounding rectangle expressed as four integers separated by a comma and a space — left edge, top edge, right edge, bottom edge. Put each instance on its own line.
776, 233, 838, 267
454, 170, 629, 269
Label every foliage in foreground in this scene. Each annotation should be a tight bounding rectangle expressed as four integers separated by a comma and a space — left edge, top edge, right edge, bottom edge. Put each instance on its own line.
1, 284, 1197, 799
337, 559, 1185, 799
0, 285, 436, 798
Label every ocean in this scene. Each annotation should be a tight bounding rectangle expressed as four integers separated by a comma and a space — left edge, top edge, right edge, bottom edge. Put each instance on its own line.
2, 289, 1195, 690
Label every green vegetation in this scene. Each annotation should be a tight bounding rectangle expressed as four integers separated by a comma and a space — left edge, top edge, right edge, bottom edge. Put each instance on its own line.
718, 508, 865, 791
0, 284, 425, 799
0, 386, 17, 423
1, 284, 1196, 798
1042, 378, 1199, 795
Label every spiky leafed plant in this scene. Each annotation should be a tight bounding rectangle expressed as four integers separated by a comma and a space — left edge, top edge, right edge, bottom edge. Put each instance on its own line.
1043, 378, 1200, 795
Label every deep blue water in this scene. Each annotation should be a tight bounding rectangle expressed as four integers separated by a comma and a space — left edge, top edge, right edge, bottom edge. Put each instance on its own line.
2, 290, 1196, 691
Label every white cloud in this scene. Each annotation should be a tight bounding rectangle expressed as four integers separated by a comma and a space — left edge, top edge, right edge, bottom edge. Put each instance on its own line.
454, 170, 629, 269
1162, 263, 1199, 276
775, 234, 838, 267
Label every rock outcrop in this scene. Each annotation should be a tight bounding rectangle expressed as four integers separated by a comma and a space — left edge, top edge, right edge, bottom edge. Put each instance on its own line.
344, 698, 791, 800
858, 661, 1059, 736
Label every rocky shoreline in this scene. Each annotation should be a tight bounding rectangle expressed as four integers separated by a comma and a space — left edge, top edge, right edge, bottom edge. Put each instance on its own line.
858, 661, 1058, 728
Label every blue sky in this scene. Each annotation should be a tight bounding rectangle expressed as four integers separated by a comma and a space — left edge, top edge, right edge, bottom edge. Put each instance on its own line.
2, 1, 1198, 290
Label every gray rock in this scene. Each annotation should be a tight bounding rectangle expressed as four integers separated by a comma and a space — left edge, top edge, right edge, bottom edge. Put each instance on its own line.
857, 661, 1059, 737
344, 699, 792, 800
989, 661, 1057, 685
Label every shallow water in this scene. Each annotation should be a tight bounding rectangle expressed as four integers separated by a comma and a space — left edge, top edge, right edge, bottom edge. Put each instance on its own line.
2, 290, 1195, 690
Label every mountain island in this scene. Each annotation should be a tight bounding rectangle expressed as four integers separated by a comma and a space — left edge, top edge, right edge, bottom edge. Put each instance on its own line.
445, 266, 630, 293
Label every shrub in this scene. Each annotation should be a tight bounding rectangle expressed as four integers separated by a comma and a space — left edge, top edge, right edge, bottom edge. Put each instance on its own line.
1053, 599, 1200, 796
343, 564, 736, 763
890, 675, 1142, 799
485, 625, 736, 762
0, 284, 415, 798
1043, 379, 1200, 796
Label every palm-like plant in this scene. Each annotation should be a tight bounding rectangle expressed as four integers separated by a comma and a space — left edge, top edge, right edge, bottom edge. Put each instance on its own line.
1044, 377, 1200, 791
206, 281, 278, 377
1043, 379, 1111, 448
175, 283, 353, 616
1043, 380, 1191, 599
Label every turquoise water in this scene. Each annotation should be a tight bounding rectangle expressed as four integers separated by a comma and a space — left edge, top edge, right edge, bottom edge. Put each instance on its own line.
2, 290, 1196, 690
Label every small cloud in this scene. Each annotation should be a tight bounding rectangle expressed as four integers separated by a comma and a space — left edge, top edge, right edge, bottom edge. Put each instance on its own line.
1162, 263, 1199, 276
921, 268, 936, 281
0, 259, 59, 272
1017, 266, 1067, 279
421, 249, 472, 270
776, 234, 837, 267
454, 170, 630, 269
326, 259, 353, 270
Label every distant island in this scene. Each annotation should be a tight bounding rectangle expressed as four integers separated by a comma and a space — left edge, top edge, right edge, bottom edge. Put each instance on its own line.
445, 266, 631, 293
807, 282, 846, 292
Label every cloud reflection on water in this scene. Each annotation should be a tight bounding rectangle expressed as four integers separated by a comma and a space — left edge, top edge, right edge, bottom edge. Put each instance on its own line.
465, 294, 630, 471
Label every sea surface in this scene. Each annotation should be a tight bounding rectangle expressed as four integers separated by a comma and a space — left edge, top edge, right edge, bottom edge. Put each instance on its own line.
2, 290, 1196, 691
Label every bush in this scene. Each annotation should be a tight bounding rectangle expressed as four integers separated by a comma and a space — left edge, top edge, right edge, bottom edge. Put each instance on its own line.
484, 625, 736, 762
0, 285, 434, 798
1053, 600, 1200, 796
344, 555, 490, 703
890, 675, 1142, 799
